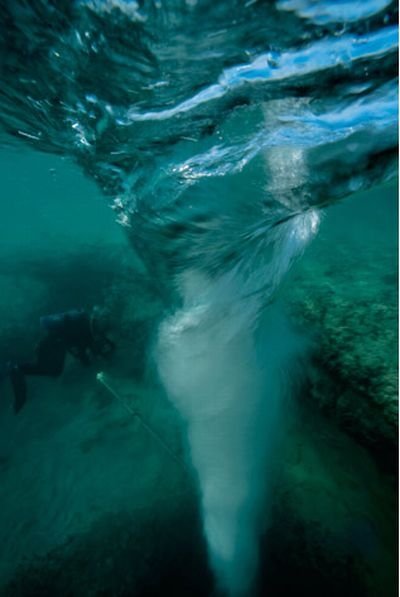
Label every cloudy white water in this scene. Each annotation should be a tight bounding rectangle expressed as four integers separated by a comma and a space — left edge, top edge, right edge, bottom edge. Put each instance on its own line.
0, 1, 397, 594
157, 215, 316, 595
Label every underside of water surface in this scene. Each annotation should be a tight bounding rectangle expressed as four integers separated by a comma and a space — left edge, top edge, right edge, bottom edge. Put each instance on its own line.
0, 2, 398, 596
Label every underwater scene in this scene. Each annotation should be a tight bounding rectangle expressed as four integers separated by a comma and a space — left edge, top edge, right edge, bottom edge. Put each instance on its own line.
0, 2, 398, 596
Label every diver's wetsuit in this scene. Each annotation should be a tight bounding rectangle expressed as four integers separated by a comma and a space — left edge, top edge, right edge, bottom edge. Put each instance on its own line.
9, 309, 115, 413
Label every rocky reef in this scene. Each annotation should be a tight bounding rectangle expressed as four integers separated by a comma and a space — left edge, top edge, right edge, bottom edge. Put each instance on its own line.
286, 244, 398, 473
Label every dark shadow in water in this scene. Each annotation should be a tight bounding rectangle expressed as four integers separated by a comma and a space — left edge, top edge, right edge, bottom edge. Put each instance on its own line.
3, 501, 214, 597
6, 500, 394, 597
258, 519, 368, 597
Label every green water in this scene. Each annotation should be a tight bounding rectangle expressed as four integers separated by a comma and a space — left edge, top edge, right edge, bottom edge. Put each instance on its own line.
0, 147, 397, 596
0, 150, 199, 591
0, 2, 398, 593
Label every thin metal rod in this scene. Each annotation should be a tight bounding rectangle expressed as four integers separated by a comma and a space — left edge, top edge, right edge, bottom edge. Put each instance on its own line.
96, 372, 187, 472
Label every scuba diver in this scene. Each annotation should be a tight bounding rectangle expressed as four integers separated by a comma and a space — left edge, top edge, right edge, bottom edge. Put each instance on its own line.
2, 307, 115, 414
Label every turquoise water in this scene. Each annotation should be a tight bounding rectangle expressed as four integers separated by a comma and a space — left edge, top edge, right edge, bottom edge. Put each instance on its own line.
0, 2, 398, 596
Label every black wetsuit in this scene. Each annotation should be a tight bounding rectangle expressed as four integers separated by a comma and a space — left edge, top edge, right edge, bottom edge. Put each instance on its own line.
10, 309, 115, 413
